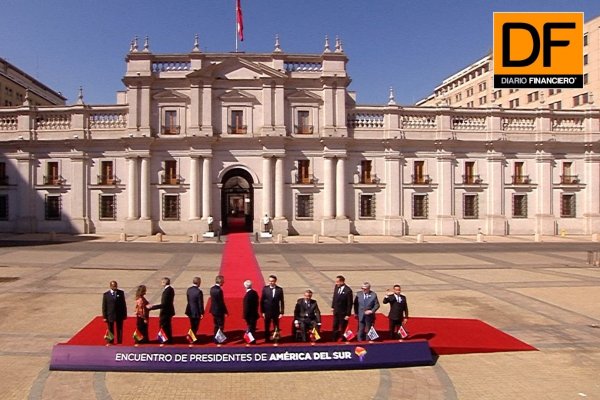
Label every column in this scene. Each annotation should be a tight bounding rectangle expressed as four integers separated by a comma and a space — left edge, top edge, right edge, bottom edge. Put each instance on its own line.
201, 157, 212, 219
435, 152, 456, 235
274, 84, 285, 128
201, 83, 213, 133
263, 157, 273, 217
70, 155, 88, 233
274, 156, 284, 218
485, 153, 506, 235
335, 157, 346, 218
323, 156, 335, 218
535, 153, 555, 234
262, 83, 273, 129
536, 154, 553, 215
190, 83, 201, 132
15, 155, 35, 232
127, 157, 139, 220
127, 85, 139, 130
189, 156, 200, 220
140, 85, 151, 133
140, 157, 150, 220
384, 153, 402, 217
335, 84, 346, 130
323, 83, 335, 129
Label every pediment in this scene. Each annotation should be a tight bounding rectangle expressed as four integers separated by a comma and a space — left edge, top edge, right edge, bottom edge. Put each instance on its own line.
187, 57, 287, 80
152, 90, 189, 102
219, 89, 258, 103
286, 90, 322, 104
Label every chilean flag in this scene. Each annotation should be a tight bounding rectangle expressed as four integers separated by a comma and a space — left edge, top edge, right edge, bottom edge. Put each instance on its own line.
236, 0, 244, 42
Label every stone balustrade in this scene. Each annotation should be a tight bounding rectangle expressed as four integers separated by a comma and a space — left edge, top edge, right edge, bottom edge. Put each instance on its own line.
151, 61, 191, 72
284, 61, 323, 72
1, 104, 598, 141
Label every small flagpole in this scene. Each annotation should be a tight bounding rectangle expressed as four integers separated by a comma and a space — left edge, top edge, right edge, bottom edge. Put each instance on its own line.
235, 0, 238, 52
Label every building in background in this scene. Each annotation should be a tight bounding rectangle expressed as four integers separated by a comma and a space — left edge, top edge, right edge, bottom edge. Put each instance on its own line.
1, 36, 599, 237
0, 57, 66, 107
417, 15, 600, 110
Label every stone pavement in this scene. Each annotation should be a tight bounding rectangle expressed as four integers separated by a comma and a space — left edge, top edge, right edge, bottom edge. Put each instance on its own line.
0, 234, 599, 399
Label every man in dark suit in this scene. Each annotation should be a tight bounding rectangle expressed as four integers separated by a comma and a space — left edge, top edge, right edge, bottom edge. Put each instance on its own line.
353, 281, 380, 341
102, 280, 127, 344
185, 276, 204, 339
243, 280, 259, 343
210, 275, 228, 339
260, 274, 284, 342
383, 284, 409, 340
150, 277, 175, 344
293, 289, 321, 342
331, 275, 353, 341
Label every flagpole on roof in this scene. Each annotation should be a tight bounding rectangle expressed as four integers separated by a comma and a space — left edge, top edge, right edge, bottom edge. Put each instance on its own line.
235, 0, 238, 52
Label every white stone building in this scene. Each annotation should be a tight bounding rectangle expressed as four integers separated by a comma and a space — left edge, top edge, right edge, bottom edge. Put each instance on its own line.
1, 37, 599, 237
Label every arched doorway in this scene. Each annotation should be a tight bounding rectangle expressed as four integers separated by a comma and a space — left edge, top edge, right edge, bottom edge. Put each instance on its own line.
221, 168, 254, 233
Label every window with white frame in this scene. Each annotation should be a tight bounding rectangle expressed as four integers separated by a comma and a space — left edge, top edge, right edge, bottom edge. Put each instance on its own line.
561, 194, 576, 218
412, 194, 428, 219
513, 194, 527, 218
99, 194, 116, 220
45, 195, 61, 220
297, 160, 311, 184
296, 110, 312, 134
359, 194, 376, 218
162, 194, 180, 220
296, 194, 313, 219
162, 110, 179, 134
463, 194, 478, 219
229, 110, 246, 134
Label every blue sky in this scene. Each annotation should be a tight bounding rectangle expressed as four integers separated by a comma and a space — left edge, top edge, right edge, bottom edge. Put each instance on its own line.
1, 1, 598, 105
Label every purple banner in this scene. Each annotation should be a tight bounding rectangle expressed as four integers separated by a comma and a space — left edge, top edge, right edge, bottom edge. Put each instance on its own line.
50, 341, 433, 372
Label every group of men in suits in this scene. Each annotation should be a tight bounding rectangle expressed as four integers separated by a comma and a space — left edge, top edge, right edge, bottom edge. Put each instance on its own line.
102, 274, 409, 345
332, 276, 410, 341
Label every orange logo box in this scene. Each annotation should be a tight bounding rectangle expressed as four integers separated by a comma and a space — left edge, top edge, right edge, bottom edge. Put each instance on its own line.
493, 12, 583, 88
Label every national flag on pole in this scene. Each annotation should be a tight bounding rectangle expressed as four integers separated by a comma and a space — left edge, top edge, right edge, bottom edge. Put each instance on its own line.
309, 327, 321, 342
215, 328, 227, 344
271, 328, 280, 341
343, 329, 356, 341
243, 331, 255, 344
236, 0, 244, 42
186, 329, 197, 344
367, 325, 379, 341
104, 329, 114, 342
157, 328, 168, 343
132, 329, 144, 343
397, 325, 409, 339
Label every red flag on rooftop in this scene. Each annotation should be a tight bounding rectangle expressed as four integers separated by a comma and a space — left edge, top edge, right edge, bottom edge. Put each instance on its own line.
236, 0, 244, 42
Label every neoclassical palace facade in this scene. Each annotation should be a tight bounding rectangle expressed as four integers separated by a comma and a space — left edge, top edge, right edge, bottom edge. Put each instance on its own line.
1, 38, 600, 236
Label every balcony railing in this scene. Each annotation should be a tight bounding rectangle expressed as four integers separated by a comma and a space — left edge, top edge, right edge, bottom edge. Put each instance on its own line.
228, 125, 247, 134
295, 173, 316, 184
359, 175, 380, 184
97, 175, 120, 185
43, 176, 65, 185
412, 175, 432, 184
161, 175, 181, 185
462, 174, 482, 184
512, 175, 531, 184
560, 175, 580, 184
161, 125, 181, 135
294, 125, 314, 134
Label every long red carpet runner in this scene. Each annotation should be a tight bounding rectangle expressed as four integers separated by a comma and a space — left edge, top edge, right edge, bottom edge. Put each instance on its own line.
67, 233, 536, 355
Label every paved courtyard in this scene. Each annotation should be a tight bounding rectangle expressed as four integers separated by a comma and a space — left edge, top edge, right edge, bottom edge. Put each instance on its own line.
0, 234, 599, 400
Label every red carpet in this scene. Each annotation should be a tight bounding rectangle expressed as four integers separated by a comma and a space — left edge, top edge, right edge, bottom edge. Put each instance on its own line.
67, 315, 536, 355
68, 233, 536, 355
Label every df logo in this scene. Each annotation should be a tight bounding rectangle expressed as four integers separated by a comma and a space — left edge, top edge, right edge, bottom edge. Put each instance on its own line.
493, 12, 583, 88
